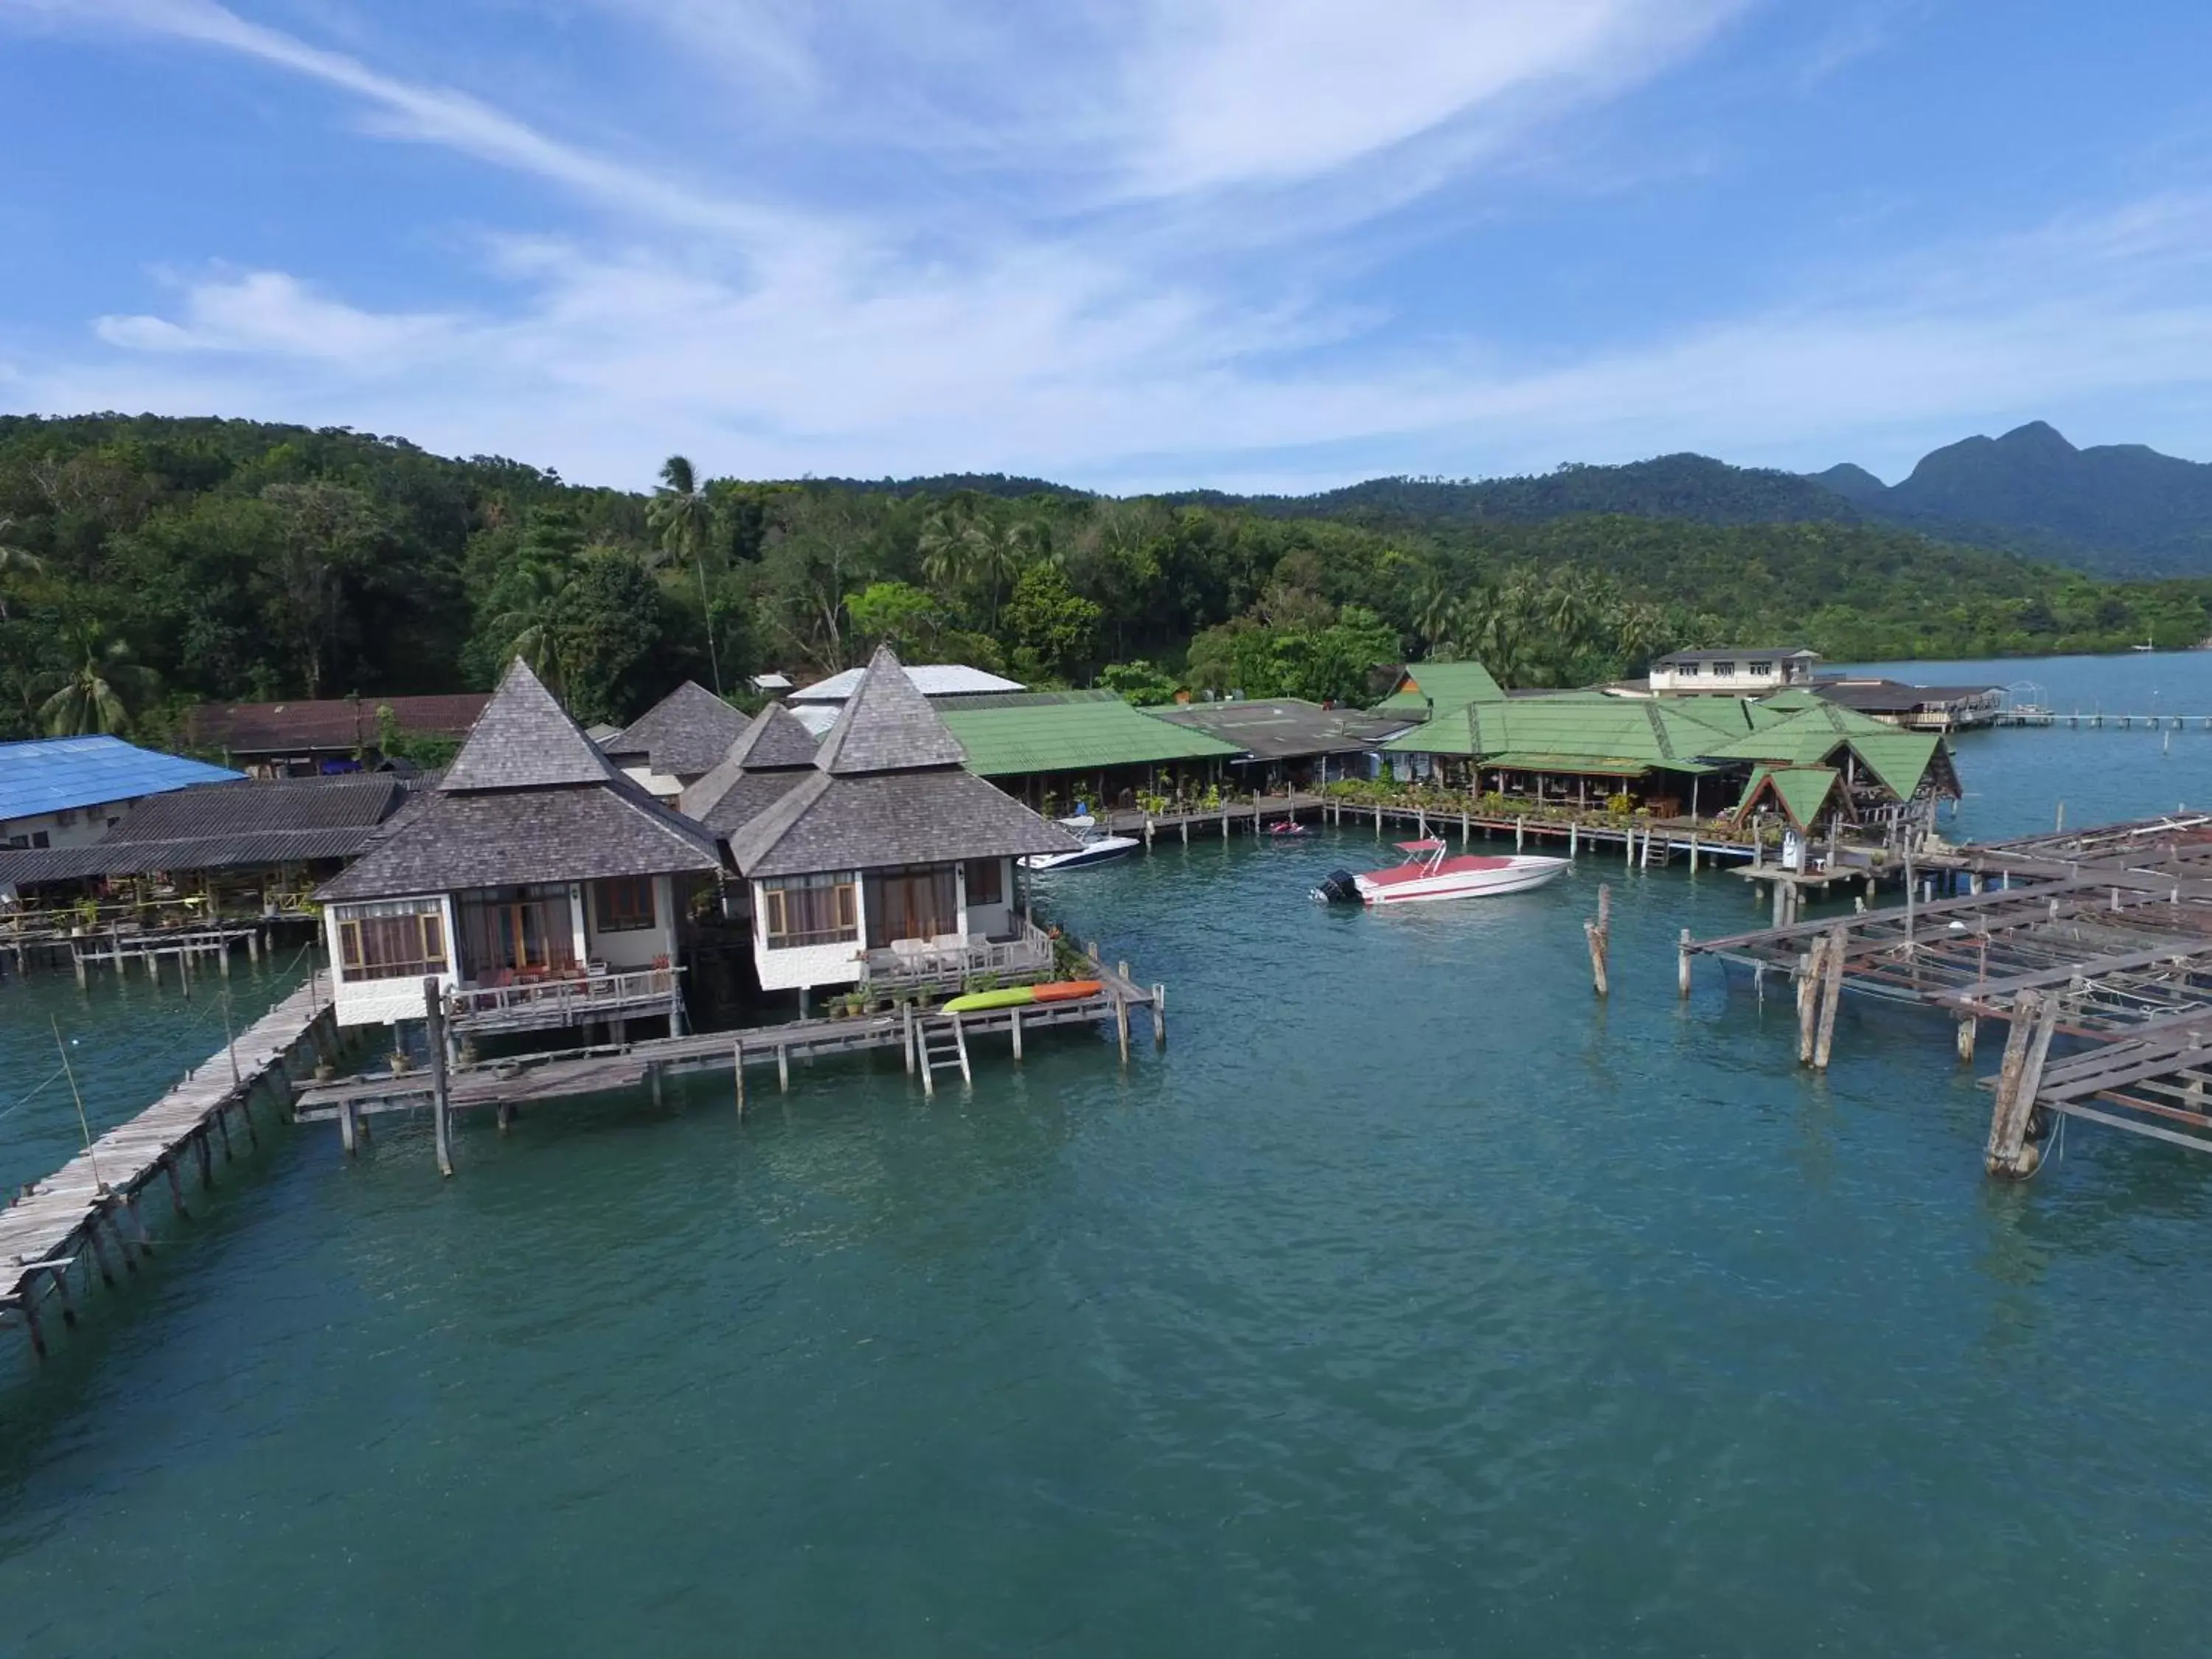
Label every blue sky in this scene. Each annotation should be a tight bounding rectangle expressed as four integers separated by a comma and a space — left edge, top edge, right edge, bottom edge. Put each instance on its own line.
5, 0, 2212, 494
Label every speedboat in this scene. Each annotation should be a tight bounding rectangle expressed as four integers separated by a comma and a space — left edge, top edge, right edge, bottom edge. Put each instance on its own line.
1022, 813, 1141, 872
1311, 838, 1568, 905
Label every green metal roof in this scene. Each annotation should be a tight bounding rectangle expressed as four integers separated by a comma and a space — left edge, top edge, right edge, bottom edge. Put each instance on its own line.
1697, 704, 1941, 800
1387, 692, 1721, 773
940, 698, 1241, 777
1378, 661, 1507, 714
1736, 765, 1842, 831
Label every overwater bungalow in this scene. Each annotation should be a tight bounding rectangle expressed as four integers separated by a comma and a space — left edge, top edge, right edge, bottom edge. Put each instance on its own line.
0, 773, 410, 922
723, 646, 1079, 1005
1147, 698, 1413, 791
0, 735, 238, 852
599, 681, 752, 798
315, 659, 725, 1037
935, 690, 1242, 815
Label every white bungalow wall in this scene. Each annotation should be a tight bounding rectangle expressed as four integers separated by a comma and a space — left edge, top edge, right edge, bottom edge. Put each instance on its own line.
585, 874, 679, 970
324, 894, 460, 1028
751, 874, 868, 993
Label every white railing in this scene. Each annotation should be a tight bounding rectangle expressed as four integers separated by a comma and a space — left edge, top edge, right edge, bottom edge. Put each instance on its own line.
448, 964, 682, 1027
862, 919, 1054, 990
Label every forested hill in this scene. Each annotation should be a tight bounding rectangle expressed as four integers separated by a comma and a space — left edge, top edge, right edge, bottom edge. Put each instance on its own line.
1812, 421, 2212, 576
1166, 453, 1865, 529
0, 411, 2207, 746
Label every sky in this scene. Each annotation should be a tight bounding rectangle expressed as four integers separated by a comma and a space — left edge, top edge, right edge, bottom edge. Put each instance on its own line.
5, 1, 2212, 495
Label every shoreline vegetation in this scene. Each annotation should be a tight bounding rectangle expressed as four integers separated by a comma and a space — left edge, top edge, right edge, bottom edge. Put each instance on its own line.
3, 413, 2208, 747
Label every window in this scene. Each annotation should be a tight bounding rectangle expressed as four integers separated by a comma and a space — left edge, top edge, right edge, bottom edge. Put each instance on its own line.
762, 873, 859, 949
30, 831, 48, 849
1674, 660, 1700, 677
55, 809, 77, 828
336, 903, 449, 982
597, 876, 656, 933
1709, 661, 1736, 678
1748, 660, 1773, 676
965, 858, 1004, 907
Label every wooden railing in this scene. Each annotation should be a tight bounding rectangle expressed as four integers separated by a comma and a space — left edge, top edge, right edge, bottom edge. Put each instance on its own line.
447, 964, 683, 1029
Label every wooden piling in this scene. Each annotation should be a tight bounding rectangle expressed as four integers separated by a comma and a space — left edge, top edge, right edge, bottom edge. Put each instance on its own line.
733, 1040, 746, 1118
1678, 928, 1693, 998
1152, 984, 1167, 1048
1812, 925, 1846, 1071
46, 1266, 77, 1329
1955, 1016, 1978, 1063
1114, 995, 1131, 1062
1795, 939, 1823, 1065
776, 1045, 790, 1092
902, 1003, 917, 1074
1987, 990, 2057, 1178
1009, 1005, 1023, 1061
1584, 883, 1611, 998
338, 1099, 359, 1158
424, 978, 453, 1179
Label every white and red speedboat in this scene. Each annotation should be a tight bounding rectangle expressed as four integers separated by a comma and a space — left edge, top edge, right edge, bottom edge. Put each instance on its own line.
1312, 838, 1568, 906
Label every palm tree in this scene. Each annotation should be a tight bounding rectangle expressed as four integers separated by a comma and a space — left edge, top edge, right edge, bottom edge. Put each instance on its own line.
961, 518, 1035, 635
918, 505, 979, 602
1410, 572, 1458, 653
647, 455, 722, 694
0, 518, 45, 621
486, 563, 571, 689
40, 624, 156, 736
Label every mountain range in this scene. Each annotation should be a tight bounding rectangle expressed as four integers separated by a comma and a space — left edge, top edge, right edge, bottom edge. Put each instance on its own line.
858, 422, 2212, 578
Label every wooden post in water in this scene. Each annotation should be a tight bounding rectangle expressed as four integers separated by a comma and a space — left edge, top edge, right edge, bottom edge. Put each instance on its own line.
1009, 1004, 1023, 1061
1113, 993, 1131, 1063
1795, 938, 1824, 1065
1515, 817, 1525, 851
1955, 1016, 1978, 1063
902, 1003, 916, 1074
1678, 928, 1693, 998
1152, 984, 1167, 1049
776, 1045, 790, 1093
733, 1040, 746, 1118
1813, 925, 1847, 1071
1568, 822, 1577, 859
1584, 884, 1611, 998
424, 978, 453, 1179
1987, 990, 2057, 1178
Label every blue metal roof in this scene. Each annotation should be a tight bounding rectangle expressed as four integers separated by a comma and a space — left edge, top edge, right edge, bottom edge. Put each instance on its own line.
0, 737, 241, 822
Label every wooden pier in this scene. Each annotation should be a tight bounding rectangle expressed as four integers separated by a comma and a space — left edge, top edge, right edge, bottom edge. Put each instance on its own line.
291, 953, 1166, 1172
0, 973, 338, 1360
1105, 790, 1773, 872
1683, 813, 2212, 1172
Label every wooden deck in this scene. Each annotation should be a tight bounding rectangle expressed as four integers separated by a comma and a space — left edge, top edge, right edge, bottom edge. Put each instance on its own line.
1683, 813, 2212, 1173
0, 973, 337, 1359
291, 953, 1166, 1168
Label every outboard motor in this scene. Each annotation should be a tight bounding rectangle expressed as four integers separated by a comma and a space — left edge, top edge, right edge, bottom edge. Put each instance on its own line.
1310, 869, 1362, 904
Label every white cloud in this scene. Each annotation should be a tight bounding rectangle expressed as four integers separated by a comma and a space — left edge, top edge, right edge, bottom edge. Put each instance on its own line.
94, 270, 457, 363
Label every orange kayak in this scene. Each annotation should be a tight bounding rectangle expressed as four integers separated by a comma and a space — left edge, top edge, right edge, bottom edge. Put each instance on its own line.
1030, 979, 1104, 1003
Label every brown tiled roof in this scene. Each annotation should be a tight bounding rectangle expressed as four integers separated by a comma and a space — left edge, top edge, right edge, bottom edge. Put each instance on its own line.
602, 681, 751, 778
187, 694, 488, 755
813, 645, 967, 775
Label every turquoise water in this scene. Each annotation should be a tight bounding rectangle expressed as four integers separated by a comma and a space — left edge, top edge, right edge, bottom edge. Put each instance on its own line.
4, 655, 2212, 1655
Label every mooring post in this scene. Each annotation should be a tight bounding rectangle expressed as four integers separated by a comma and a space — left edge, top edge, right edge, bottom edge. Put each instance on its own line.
1584, 883, 1611, 998
1986, 990, 2057, 1178
1515, 817, 1525, 851
1152, 984, 1167, 1048
1113, 995, 1131, 1063
1813, 924, 1847, 1071
424, 977, 453, 1179
1795, 939, 1823, 1065
1678, 928, 1693, 998
1009, 1004, 1023, 1061
338, 1099, 359, 1158
776, 1044, 790, 1093
902, 1003, 916, 1074
1568, 822, 1578, 858
649, 1062, 664, 1109
1955, 1016, 1978, 1063
733, 1040, 747, 1118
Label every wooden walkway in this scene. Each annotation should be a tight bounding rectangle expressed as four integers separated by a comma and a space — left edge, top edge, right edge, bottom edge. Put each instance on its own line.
0, 974, 336, 1360
1682, 813, 2212, 1174
291, 959, 1166, 1172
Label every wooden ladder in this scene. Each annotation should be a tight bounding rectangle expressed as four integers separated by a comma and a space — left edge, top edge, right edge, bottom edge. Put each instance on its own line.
917, 1012, 971, 1096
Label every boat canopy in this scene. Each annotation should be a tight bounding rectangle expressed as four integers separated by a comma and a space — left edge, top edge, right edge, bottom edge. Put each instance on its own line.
1395, 838, 1446, 852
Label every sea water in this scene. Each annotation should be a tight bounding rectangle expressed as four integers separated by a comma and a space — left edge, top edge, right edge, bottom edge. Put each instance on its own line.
2, 654, 2211, 1655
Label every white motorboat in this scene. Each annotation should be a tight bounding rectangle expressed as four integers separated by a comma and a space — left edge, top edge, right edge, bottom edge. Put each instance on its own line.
1022, 814, 1141, 872
1312, 838, 1568, 905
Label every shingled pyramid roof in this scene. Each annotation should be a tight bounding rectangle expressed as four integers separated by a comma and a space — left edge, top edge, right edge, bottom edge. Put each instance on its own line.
676, 703, 821, 832
602, 681, 751, 779
811, 645, 967, 776
439, 659, 622, 793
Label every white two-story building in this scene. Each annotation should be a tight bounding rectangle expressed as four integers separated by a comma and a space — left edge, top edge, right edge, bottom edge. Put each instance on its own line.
1646, 647, 1822, 698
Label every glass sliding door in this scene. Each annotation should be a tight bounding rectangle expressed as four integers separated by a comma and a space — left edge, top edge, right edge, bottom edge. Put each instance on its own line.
458, 884, 578, 980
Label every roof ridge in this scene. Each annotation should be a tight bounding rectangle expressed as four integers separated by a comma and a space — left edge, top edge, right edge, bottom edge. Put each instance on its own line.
440, 658, 623, 792
812, 645, 968, 776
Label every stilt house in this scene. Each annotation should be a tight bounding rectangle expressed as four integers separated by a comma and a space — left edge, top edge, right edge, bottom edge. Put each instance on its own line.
599, 681, 752, 798
316, 659, 725, 1034
724, 646, 1078, 1001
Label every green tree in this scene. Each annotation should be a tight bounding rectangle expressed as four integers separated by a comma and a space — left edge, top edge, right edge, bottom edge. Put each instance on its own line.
647, 454, 723, 693
846, 580, 942, 653
0, 518, 45, 620
39, 623, 157, 735
552, 553, 664, 725
1003, 561, 1100, 684
1097, 659, 1180, 705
